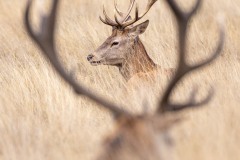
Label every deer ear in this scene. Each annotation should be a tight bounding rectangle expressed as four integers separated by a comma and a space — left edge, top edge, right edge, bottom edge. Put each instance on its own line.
128, 20, 149, 37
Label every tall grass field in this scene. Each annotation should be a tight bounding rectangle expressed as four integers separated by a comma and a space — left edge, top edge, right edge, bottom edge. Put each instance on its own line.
0, 0, 240, 159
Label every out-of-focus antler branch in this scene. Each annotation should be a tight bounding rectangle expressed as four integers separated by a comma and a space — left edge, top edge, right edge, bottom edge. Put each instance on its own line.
158, 0, 225, 113
25, 0, 129, 118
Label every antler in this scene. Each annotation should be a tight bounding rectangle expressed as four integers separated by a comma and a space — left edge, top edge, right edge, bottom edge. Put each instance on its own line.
114, 0, 135, 23
100, 0, 157, 29
24, 0, 130, 118
158, 0, 225, 113
100, 0, 135, 27
120, 0, 158, 28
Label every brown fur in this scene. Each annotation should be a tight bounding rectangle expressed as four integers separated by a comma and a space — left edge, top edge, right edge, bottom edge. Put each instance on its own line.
97, 114, 181, 160
119, 36, 157, 81
88, 21, 174, 82
24, 0, 225, 160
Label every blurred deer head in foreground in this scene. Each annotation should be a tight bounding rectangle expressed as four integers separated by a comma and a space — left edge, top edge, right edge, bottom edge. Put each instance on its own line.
25, 0, 225, 159
87, 0, 158, 81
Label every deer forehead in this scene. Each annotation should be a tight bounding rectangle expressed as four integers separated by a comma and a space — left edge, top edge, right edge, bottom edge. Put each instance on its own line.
111, 29, 133, 38
110, 115, 181, 137
101, 30, 132, 47
103, 117, 156, 148
109, 117, 157, 138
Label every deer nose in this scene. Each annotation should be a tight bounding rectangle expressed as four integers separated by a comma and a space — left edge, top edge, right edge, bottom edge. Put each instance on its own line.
87, 54, 94, 61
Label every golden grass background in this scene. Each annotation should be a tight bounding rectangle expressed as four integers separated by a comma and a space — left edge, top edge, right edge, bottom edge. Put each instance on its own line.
0, 0, 240, 159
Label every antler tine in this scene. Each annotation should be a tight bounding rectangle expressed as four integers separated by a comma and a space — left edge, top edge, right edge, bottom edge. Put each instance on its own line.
100, 5, 119, 27
114, 0, 133, 25
167, 0, 201, 21
114, 13, 123, 26
100, 0, 156, 29
114, 0, 136, 26
25, 0, 129, 118
100, 0, 135, 28
99, 15, 118, 27
122, 0, 157, 28
138, 0, 158, 19
164, 87, 214, 112
158, 0, 225, 113
25, 0, 58, 56
99, 16, 111, 26
114, 0, 124, 17
122, 0, 136, 23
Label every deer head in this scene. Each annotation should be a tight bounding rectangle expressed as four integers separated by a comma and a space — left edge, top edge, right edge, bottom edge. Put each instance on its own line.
24, 0, 225, 159
87, 0, 158, 80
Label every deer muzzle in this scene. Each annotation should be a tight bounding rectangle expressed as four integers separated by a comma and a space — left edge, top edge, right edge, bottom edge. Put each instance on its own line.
87, 54, 102, 66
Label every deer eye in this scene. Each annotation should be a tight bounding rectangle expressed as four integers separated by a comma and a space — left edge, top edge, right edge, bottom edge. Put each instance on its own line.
111, 41, 119, 47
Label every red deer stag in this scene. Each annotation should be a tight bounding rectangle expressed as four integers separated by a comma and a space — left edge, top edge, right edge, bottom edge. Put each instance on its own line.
25, 0, 225, 159
87, 0, 174, 82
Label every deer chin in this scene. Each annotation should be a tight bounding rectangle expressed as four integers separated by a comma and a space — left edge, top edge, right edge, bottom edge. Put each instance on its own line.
101, 59, 124, 66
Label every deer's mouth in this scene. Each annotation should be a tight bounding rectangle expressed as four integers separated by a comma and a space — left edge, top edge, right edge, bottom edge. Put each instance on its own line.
89, 58, 123, 66
90, 61, 102, 66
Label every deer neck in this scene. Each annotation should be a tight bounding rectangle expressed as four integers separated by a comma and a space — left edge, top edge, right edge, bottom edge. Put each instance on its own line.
119, 38, 157, 81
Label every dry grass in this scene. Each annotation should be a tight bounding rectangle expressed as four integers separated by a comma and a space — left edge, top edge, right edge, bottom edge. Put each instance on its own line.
0, 0, 240, 160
